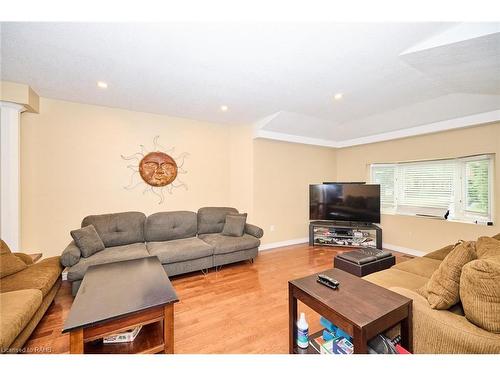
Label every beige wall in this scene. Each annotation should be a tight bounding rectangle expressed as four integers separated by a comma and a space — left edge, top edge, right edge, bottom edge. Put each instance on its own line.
20, 98, 335, 257
228, 125, 254, 217
253, 139, 337, 245
18, 96, 499, 257
21, 98, 234, 256
335, 122, 500, 253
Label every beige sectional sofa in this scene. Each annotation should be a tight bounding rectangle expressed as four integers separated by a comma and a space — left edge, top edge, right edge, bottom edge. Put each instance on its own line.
0, 241, 62, 353
363, 234, 500, 354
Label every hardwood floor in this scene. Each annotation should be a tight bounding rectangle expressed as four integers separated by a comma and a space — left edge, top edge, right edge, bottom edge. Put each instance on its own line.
23, 244, 413, 354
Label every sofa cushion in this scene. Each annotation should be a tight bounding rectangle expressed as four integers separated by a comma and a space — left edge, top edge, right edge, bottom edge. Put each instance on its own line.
197, 207, 238, 234
424, 243, 459, 261
67, 243, 149, 281
0, 239, 12, 255
418, 241, 477, 310
145, 211, 197, 242
147, 237, 214, 264
460, 256, 500, 333
198, 233, 260, 255
0, 254, 27, 278
82, 211, 146, 247
392, 257, 442, 279
475, 236, 500, 259
13, 253, 34, 265
222, 214, 247, 237
0, 289, 43, 351
0, 257, 62, 297
363, 268, 430, 291
71, 225, 105, 258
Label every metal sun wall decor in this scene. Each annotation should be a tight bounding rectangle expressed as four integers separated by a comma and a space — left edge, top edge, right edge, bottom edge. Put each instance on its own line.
121, 136, 189, 204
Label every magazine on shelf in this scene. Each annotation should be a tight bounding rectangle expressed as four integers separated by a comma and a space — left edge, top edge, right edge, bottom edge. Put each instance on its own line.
103, 325, 142, 344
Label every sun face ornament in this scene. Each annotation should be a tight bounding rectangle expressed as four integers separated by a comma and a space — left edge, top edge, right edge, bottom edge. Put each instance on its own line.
139, 152, 178, 187
121, 136, 188, 203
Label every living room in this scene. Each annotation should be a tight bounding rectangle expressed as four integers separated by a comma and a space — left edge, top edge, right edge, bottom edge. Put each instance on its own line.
1, 1, 499, 372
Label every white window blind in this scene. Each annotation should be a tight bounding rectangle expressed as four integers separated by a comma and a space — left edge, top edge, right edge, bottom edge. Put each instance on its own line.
398, 161, 455, 210
371, 154, 494, 223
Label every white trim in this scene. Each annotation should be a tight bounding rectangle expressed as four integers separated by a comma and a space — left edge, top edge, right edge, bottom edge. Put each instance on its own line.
383, 243, 426, 257
334, 110, 500, 148
259, 237, 309, 251
253, 111, 283, 131
253, 110, 500, 149
253, 130, 337, 148
0, 102, 24, 251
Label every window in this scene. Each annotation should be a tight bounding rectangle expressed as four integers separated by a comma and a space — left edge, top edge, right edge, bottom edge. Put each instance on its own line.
370, 154, 494, 223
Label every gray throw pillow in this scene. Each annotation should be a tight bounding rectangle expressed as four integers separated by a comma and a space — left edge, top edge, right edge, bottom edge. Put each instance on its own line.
70, 225, 105, 258
222, 213, 247, 237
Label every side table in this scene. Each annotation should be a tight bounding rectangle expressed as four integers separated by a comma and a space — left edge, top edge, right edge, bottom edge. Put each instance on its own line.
289, 268, 412, 354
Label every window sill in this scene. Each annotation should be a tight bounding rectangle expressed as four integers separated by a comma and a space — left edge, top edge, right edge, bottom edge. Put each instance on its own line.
381, 211, 493, 226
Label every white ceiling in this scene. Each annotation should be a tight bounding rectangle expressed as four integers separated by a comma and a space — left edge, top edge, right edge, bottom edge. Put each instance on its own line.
1, 22, 499, 144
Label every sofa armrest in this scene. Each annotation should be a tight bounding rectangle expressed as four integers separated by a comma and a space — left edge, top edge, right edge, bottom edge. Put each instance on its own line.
61, 241, 81, 268
245, 223, 264, 238
13, 252, 34, 265
390, 287, 500, 354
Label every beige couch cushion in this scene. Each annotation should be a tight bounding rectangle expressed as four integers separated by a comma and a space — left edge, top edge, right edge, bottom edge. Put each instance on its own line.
390, 287, 500, 353
476, 236, 500, 259
363, 268, 430, 291
392, 257, 442, 279
419, 241, 476, 309
460, 256, 500, 333
13, 252, 34, 265
0, 289, 43, 351
0, 257, 62, 297
0, 254, 27, 278
424, 243, 460, 261
0, 239, 12, 255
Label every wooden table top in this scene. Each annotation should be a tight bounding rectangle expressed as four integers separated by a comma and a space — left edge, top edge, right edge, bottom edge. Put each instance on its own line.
289, 268, 411, 329
63, 257, 178, 333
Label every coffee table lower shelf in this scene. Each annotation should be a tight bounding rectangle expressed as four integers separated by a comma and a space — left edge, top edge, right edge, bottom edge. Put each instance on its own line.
293, 331, 322, 354
84, 321, 164, 354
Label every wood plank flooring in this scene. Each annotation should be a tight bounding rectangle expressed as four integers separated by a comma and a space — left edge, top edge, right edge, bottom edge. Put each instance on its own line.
23, 244, 412, 354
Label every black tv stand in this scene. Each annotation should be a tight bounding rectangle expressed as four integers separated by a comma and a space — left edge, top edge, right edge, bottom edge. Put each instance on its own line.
309, 221, 382, 249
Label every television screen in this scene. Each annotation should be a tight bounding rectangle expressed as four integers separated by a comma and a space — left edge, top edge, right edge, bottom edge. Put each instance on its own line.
309, 183, 380, 223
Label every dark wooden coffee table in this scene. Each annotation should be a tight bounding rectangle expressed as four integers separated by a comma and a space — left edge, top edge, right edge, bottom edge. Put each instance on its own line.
289, 268, 412, 354
62, 256, 178, 354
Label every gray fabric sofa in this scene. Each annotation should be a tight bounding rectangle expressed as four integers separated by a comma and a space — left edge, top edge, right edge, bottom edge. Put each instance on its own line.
60, 207, 263, 296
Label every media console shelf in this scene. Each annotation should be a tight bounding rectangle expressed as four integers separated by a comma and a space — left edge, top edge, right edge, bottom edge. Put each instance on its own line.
309, 221, 382, 249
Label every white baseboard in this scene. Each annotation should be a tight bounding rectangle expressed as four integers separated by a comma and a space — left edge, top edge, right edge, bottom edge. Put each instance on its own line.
259, 237, 309, 251
258, 238, 426, 257
383, 243, 426, 257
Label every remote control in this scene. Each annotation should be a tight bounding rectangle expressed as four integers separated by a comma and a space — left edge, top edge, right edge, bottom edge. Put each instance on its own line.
318, 274, 340, 287
317, 274, 340, 290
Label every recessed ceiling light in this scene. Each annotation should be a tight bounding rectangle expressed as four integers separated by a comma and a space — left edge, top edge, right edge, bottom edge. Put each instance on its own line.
220, 105, 229, 112
333, 93, 343, 100
97, 81, 108, 89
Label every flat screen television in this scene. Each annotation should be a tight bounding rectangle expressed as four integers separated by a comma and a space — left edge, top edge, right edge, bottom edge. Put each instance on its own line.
309, 183, 381, 223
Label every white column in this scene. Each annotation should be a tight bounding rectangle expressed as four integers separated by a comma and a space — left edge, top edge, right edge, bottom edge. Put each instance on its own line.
0, 101, 24, 250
